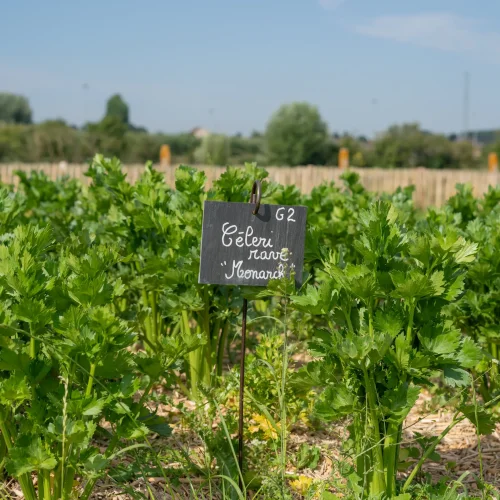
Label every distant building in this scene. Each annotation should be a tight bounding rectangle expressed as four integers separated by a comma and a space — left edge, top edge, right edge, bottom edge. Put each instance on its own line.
191, 127, 210, 139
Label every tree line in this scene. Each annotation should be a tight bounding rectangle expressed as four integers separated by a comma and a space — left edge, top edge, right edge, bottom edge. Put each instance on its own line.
0, 91, 498, 168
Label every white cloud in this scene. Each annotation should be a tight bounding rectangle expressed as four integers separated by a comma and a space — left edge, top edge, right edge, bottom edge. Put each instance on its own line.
354, 12, 500, 60
318, 0, 347, 11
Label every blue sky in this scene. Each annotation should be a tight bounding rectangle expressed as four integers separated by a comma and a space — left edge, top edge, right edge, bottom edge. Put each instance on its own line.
2, 0, 500, 137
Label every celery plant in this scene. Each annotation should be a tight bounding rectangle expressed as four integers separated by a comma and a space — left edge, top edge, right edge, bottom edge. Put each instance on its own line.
0, 226, 170, 499
428, 184, 500, 401
292, 201, 490, 497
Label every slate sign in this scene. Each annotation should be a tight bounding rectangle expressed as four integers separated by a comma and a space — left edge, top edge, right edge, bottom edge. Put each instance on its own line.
199, 201, 307, 287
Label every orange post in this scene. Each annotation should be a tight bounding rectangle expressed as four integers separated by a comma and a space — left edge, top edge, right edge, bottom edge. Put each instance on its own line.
339, 147, 349, 169
160, 144, 171, 166
488, 152, 498, 172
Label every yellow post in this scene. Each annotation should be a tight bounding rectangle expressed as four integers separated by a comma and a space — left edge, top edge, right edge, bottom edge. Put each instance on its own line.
488, 152, 498, 172
339, 147, 349, 169
160, 144, 171, 167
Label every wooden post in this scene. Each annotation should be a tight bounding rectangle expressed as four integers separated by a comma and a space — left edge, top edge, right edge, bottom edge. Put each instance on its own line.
339, 147, 349, 169
160, 144, 171, 167
488, 152, 498, 172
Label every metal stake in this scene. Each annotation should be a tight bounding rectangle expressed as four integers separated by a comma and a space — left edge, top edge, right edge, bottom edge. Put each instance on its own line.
238, 180, 261, 491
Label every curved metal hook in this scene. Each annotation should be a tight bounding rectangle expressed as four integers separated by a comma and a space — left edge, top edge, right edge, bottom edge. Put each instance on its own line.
251, 180, 261, 215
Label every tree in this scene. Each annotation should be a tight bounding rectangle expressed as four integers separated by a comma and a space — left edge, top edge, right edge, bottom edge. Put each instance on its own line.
371, 123, 482, 169
229, 135, 265, 164
453, 139, 480, 169
194, 134, 230, 165
0, 125, 30, 161
0, 92, 32, 124
32, 120, 80, 162
265, 102, 330, 166
373, 123, 457, 169
84, 116, 128, 158
105, 94, 129, 124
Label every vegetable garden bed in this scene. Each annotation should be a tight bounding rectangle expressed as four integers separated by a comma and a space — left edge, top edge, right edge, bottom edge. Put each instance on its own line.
1, 156, 500, 499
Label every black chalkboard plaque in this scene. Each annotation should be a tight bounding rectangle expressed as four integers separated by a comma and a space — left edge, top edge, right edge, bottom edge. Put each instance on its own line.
199, 201, 307, 287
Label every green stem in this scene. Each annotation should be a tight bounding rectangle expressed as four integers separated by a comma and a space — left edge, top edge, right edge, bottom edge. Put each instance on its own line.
383, 300, 416, 493
395, 424, 403, 486
345, 306, 355, 335
29, 323, 36, 360
40, 469, 51, 500
30, 337, 36, 359
202, 287, 212, 387
490, 342, 497, 359
471, 377, 484, 482
170, 321, 181, 337
364, 300, 385, 493
362, 367, 386, 495
80, 478, 95, 499
62, 466, 75, 500
0, 415, 11, 451
217, 321, 230, 377
0, 412, 37, 500
59, 416, 69, 500
138, 380, 154, 407
159, 315, 165, 338
353, 415, 366, 488
480, 373, 491, 403
406, 301, 416, 347
141, 289, 152, 341
402, 413, 462, 492
135, 261, 152, 344
368, 301, 374, 338
85, 363, 96, 398
38, 470, 45, 500
383, 421, 400, 497
104, 434, 120, 459
181, 311, 191, 338
0, 437, 6, 476
183, 311, 201, 400
490, 343, 498, 390
150, 291, 158, 345
53, 462, 62, 500
211, 318, 221, 361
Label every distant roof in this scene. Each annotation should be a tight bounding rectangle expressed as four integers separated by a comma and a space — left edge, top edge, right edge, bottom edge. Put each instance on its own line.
190, 127, 210, 138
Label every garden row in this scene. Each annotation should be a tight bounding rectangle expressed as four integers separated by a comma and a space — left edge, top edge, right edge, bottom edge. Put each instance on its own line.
0, 156, 499, 499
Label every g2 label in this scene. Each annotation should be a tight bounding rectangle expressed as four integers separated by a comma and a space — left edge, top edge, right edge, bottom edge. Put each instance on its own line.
276, 207, 296, 222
